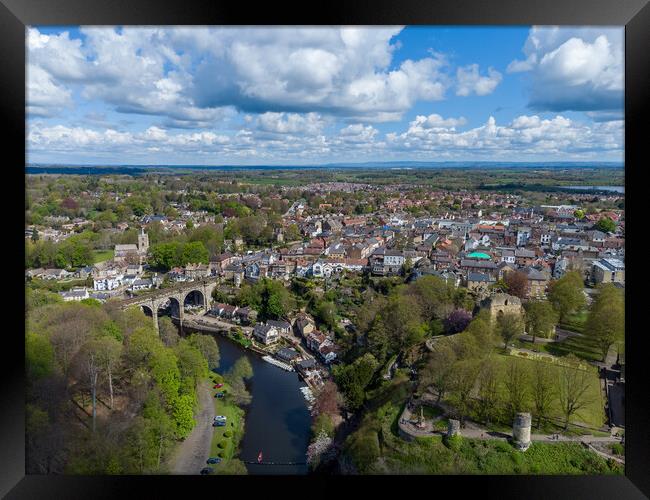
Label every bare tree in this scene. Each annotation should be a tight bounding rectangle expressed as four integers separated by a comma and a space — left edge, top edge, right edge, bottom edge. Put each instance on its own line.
419, 343, 457, 403
477, 356, 501, 425
531, 362, 556, 429
558, 360, 595, 430
75, 341, 102, 432
450, 359, 480, 426
503, 359, 530, 420
95, 336, 123, 409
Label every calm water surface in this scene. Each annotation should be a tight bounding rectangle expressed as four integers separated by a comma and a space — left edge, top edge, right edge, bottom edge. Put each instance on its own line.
211, 335, 311, 475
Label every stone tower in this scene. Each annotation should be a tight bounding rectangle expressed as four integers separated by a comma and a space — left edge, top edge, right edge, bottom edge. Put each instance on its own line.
512, 412, 532, 451
138, 227, 149, 254
481, 293, 524, 322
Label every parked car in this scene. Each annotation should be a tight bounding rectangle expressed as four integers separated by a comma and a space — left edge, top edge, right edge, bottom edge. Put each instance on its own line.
200, 467, 213, 475
207, 457, 222, 465
213, 383, 224, 389
213, 421, 226, 427
214, 392, 225, 398
214, 415, 227, 421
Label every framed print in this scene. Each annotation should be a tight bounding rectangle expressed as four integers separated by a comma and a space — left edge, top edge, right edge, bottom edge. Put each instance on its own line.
2, 0, 649, 498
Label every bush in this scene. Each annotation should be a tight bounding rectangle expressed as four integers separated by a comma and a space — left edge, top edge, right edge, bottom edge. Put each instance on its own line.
224, 430, 233, 438
218, 451, 225, 458
217, 442, 226, 449
610, 443, 624, 456
444, 434, 461, 451
495, 441, 511, 453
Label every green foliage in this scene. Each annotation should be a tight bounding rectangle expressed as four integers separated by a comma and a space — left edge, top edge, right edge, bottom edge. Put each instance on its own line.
180, 240, 209, 265
524, 300, 559, 342
594, 217, 616, 233
187, 334, 220, 370
334, 353, 379, 410
171, 394, 196, 438
312, 413, 336, 438
585, 284, 624, 361
26, 333, 55, 380
237, 278, 295, 321
548, 272, 586, 323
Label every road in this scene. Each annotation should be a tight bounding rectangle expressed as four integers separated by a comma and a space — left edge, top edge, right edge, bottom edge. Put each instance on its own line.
168, 379, 215, 474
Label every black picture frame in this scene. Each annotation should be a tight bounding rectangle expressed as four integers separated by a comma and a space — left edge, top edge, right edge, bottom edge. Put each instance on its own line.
3, 0, 649, 497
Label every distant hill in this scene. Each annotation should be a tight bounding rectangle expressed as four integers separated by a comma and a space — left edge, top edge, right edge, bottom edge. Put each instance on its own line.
25, 161, 624, 174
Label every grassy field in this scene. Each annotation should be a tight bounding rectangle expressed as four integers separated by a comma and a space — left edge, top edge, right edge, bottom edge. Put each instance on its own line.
207, 372, 247, 475
559, 310, 588, 333
515, 332, 604, 363
93, 249, 115, 263
491, 354, 605, 430
345, 403, 621, 475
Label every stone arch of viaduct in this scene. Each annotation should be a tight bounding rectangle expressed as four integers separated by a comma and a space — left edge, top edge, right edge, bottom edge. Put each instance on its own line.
118, 280, 218, 332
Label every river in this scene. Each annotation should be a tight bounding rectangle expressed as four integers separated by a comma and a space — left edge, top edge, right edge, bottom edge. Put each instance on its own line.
208, 333, 312, 475
562, 185, 624, 193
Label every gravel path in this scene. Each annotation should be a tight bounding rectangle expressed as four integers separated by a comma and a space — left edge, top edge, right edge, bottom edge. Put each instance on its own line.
168, 380, 215, 475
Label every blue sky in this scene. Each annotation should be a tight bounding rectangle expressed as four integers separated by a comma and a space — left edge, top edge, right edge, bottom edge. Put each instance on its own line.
26, 26, 624, 165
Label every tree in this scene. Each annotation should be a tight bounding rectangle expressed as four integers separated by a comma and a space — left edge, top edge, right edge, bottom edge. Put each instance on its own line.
477, 357, 501, 425
449, 359, 480, 426
94, 336, 123, 409
531, 362, 556, 429
170, 394, 195, 438
594, 217, 616, 233
187, 334, 220, 370
558, 358, 595, 430
503, 359, 530, 420
366, 316, 390, 364
333, 353, 379, 410
496, 312, 524, 348
26, 333, 55, 381
504, 271, 529, 299
524, 300, 558, 343
158, 316, 179, 347
547, 271, 586, 323
75, 340, 102, 432
175, 340, 208, 385
312, 380, 342, 418
180, 241, 209, 266
444, 309, 472, 334
419, 342, 456, 403
573, 209, 585, 220
585, 284, 624, 361
230, 356, 253, 380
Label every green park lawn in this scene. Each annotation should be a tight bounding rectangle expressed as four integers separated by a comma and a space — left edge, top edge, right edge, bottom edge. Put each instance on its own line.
515, 331, 604, 363
492, 354, 605, 430
207, 373, 247, 474
559, 310, 588, 333
93, 249, 115, 263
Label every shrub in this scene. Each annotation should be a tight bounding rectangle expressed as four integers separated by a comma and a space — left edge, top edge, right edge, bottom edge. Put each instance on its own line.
444, 434, 461, 451
224, 430, 233, 438
610, 443, 624, 456
495, 441, 511, 453
217, 442, 226, 449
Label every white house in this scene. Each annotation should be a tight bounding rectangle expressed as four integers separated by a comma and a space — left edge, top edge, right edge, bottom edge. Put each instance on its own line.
59, 288, 90, 302
253, 323, 280, 345
94, 275, 123, 291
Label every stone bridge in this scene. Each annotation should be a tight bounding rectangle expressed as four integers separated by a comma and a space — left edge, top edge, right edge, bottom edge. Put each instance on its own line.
116, 279, 218, 332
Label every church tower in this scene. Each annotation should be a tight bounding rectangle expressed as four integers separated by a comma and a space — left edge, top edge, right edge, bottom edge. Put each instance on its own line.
138, 227, 149, 253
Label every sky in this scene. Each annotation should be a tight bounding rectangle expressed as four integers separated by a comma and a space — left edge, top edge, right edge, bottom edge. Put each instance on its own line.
26, 26, 625, 165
